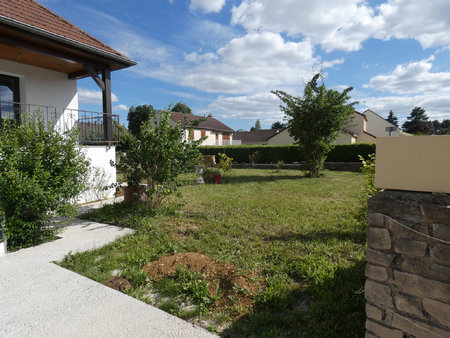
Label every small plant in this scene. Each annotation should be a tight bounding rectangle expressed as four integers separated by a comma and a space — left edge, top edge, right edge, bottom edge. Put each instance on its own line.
204, 168, 222, 184
357, 153, 379, 221
276, 160, 285, 169
249, 151, 260, 166
218, 153, 233, 173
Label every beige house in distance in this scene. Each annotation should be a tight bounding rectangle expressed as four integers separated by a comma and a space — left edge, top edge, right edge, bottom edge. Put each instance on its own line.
235, 109, 409, 145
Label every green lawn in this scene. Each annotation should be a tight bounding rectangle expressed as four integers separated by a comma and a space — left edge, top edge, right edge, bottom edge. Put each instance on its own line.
60, 169, 367, 337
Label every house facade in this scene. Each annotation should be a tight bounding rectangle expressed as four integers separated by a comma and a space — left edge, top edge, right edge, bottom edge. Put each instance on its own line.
164, 111, 236, 146
0, 0, 135, 202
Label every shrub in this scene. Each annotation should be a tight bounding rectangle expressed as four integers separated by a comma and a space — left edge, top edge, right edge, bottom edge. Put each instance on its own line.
0, 114, 89, 249
116, 110, 203, 208
199, 144, 375, 164
217, 153, 233, 173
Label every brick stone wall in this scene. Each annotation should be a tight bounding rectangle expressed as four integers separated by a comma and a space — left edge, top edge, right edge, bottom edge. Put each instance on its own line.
366, 190, 450, 337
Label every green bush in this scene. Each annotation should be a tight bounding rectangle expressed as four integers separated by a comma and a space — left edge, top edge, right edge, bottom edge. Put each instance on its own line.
0, 115, 90, 249
199, 143, 375, 164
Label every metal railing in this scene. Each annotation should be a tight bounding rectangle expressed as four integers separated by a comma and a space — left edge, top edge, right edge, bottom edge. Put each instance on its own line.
0, 100, 120, 144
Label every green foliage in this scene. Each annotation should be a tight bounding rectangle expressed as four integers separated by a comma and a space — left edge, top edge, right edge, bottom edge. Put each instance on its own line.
157, 266, 218, 312
402, 106, 432, 134
127, 104, 155, 136
171, 102, 192, 115
272, 73, 357, 177
116, 110, 202, 208
217, 153, 233, 173
203, 168, 221, 184
271, 121, 287, 129
199, 144, 375, 164
386, 110, 398, 127
0, 114, 89, 249
357, 154, 379, 221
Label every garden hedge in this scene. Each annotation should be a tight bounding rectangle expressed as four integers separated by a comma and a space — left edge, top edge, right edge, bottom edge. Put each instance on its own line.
199, 143, 375, 163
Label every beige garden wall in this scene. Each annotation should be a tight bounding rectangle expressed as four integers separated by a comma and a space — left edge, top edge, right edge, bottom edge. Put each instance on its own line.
375, 135, 450, 194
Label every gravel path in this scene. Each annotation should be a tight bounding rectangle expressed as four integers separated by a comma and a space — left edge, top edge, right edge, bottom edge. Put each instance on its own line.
0, 199, 215, 338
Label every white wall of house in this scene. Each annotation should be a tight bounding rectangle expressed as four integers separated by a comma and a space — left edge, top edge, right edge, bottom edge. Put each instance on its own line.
78, 145, 117, 203
267, 129, 294, 145
0, 59, 78, 130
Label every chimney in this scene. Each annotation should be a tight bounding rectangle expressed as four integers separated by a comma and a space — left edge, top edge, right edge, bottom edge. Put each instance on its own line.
208, 113, 213, 117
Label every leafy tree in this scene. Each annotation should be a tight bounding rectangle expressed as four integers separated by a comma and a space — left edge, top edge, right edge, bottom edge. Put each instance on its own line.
250, 119, 261, 131
402, 107, 431, 134
271, 121, 287, 129
117, 110, 202, 209
171, 102, 192, 115
0, 114, 89, 249
432, 119, 450, 134
272, 74, 356, 177
127, 104, 155, 135
386, 110, 398, 127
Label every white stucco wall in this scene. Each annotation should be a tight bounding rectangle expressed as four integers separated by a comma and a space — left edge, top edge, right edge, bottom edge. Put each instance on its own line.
0, 59, 78, 130
78, 145, 117, 203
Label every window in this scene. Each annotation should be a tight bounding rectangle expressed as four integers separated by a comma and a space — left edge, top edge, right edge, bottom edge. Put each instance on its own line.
189, 129, 194, 140
201, 130, 206, 138
0, 74, 20, 121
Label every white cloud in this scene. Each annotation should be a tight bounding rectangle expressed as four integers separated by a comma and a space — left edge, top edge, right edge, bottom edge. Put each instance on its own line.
230, 0, 450, 52
113, 104, 129, 112
78, 88, 118, 105
365, 56, 450, 94
189, 0, 226, 13
179, 32, 318, 94
204, 92, 283, 126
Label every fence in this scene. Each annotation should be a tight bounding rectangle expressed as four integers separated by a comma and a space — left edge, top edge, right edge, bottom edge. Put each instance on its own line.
0, 100, 120, 144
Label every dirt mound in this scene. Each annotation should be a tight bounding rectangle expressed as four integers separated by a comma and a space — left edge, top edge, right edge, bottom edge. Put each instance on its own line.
142, 252, 262, 313
105, 276, 132, 292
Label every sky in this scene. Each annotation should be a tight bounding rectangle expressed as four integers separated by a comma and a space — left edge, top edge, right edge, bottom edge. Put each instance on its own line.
39, 0, 450, 130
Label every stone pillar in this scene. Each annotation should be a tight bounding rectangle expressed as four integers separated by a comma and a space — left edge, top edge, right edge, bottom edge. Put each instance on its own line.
365, 190, 450, 337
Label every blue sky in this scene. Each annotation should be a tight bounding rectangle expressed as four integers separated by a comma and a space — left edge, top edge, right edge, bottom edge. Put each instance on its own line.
40, 0, 450, 130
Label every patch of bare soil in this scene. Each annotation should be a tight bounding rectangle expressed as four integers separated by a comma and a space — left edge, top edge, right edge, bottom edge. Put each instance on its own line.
142, 252, 263, 315
105, 276, 132, 292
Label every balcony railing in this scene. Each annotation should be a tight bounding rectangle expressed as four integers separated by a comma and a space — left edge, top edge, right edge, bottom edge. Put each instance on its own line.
0, 100, 120, 145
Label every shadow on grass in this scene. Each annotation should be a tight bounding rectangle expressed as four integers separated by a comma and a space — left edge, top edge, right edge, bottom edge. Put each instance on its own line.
265, 228, 366, 244
220, 174, 308, 185
222, 260, 367, 338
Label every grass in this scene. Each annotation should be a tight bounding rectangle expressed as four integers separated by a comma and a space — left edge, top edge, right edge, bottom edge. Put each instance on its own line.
59, 169, 367, 337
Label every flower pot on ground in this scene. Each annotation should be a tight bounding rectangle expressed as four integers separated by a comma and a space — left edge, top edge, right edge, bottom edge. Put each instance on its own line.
123, 185, 146, 205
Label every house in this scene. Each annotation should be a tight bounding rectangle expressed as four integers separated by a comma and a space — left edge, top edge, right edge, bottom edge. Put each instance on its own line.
234, 128, 293, 145
161, 111, 237, 146
0, 0, 135, 201
236, 109, 410, 145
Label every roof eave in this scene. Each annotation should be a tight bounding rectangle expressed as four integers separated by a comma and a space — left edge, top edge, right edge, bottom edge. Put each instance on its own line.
0, 15, 136, 67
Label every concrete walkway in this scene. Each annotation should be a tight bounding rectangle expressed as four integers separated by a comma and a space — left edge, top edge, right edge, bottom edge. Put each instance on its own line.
0, 198, 215, 338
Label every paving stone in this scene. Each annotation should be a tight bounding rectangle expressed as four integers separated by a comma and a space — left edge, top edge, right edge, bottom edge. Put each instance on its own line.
394, 270, 450, 302
367, 248, 395, 267
394, 293, 425, 320
365, 264, 389, 282
430, 243, 450, 266
394, 237, 427, 257
365, 280, 393, 308
422, 298, 450, 329
366, 320, 403, 338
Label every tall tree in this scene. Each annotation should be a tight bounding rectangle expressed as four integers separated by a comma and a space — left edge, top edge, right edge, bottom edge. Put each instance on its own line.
386, 110, 398, 127
271, 121, 287, 129
250, 119, 261, 131
171, 102, 192, 115
402, 107, 431, 134
127, 104, 155, 136
272, 74, 356, 177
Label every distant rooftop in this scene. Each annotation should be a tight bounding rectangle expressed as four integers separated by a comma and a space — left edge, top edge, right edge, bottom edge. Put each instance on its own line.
234, 128, 286, 143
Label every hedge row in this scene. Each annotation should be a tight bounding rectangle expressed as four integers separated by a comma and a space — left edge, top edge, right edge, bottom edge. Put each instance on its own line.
199, 143, 375, 163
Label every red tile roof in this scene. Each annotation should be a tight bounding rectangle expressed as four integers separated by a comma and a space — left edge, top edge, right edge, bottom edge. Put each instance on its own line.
0, 0, 132, 62
167, 111, 234, 133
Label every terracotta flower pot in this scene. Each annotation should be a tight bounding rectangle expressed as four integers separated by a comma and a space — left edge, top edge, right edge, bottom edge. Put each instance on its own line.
123, 185, 145, 205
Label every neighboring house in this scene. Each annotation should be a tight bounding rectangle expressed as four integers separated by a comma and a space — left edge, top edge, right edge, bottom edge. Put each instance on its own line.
0, 0, 135, 202
236, 109, 409, 146
161, 111, 237, 146
234, 128, 293, 145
